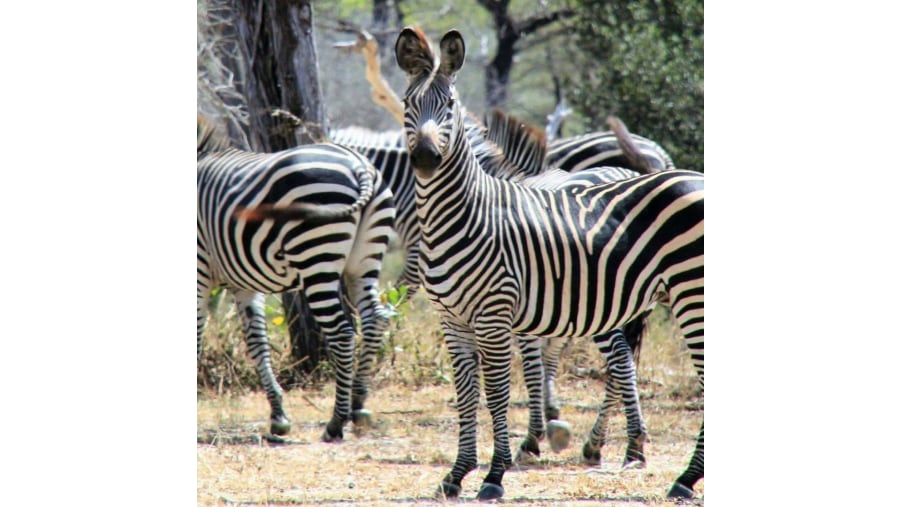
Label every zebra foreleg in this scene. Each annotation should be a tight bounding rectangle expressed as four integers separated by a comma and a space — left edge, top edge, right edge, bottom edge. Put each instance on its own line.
396, 245, 422, 295
583, 329, 647, 468
234, 291, 291, 436
437, 324, 480, 499
475, 321, 514, 501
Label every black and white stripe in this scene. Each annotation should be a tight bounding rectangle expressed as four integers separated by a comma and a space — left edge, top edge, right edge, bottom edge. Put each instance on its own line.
476, 109, 674, 465
394, 28, 704, 501
197, 117, 395, 441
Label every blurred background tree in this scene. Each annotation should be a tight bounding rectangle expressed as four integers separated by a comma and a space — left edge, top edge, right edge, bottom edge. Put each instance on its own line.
315, 0, 702, 169
566, 0, 703, 171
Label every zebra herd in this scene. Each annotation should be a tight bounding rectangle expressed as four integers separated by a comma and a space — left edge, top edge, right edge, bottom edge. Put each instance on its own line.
197, 27, 703, 501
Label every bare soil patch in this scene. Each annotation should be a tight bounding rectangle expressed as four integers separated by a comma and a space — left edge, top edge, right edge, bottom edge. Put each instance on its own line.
198, 379, 703, 505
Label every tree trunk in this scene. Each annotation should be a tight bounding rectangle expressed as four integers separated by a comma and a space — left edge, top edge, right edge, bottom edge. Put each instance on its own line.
485, 30, 516, 109
484, 6, 516, 109
231, 0, 331, 383
476, 1, 574, 110
372, 0, 390, 58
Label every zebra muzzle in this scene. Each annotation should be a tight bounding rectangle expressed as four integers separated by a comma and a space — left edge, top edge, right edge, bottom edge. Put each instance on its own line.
410, 137, 442, 172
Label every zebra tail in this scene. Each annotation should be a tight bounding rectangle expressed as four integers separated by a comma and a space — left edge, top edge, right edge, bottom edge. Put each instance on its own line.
232, 203, 349, 222
606, 115, 655, 174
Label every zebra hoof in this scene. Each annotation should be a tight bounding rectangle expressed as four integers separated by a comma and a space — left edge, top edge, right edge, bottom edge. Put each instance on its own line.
437, 481, 461, 499
514, 447, 540, 466
666, 482, 694, 500
475, 482, 504, 501
622, 457, 646, 470
622, 447, 647, 469
269, 416, 291, 436
351, 409, 373, 431
582, 442, 601, 466
322, 429, 343, 443
322, 421, 344, 443
514, 434, 541, 465
547, 420, 572, 452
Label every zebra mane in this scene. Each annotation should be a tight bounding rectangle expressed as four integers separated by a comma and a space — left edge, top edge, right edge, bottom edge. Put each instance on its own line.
483, 109, 548, 178
197, 115, 230, 157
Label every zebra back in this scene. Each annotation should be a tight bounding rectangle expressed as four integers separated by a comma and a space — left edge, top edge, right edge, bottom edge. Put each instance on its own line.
520, 166, 641, 191
547, 130, 675, 174
329, 126, 406, 149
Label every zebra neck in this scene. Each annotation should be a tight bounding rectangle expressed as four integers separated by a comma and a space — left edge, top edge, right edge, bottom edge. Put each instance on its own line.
413, 121, 491, 237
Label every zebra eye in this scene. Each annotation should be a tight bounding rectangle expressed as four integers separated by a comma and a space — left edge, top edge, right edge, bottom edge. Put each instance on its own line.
446, 97, 454, 108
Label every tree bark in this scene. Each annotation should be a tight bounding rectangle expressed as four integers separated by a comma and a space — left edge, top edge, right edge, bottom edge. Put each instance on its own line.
231, 0, 331, 382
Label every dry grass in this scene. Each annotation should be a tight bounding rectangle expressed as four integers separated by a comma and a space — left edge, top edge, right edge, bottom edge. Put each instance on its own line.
197, 275, 704, 506
197, 384, 702, 506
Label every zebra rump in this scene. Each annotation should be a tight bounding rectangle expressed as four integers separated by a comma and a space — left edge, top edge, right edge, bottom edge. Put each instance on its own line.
197, 117, 396, 441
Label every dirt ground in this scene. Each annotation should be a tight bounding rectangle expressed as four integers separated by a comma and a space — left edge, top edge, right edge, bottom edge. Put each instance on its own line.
198, 377, 703, 506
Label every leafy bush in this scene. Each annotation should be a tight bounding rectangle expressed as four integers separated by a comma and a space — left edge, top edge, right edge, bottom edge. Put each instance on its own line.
567, 0, 703, 172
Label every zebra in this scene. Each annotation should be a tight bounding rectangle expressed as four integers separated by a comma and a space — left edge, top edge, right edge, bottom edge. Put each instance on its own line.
484, 108, 671, 466
331, 119, 574, 456
394, 28, 704, 500
197, 117, 396, 441
329, 111, 669, 464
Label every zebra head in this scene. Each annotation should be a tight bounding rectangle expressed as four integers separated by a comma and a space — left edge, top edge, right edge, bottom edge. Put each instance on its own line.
395, 27, 466, 177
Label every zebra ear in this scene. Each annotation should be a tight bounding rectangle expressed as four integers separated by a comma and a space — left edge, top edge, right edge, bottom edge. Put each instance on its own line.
438, 30, 465, 79
395, 26, 435, 78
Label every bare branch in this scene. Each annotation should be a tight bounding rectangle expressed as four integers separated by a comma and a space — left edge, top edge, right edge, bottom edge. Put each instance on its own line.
515, 25, 576, 52
332, 29, 405, 126
514, 8, 575, 36
271, 109, 328, 144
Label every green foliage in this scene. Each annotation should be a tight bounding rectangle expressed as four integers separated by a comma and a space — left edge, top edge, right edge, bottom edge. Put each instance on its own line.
567, 0, 703, 171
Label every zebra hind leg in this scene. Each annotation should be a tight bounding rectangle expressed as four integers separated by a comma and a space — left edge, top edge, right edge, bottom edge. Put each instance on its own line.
667, 420, 703, 499
233, 291, 291, 436
582, 328, 647, 468
299, 278, 360, 443
513, 334, 546, 464
347, 276, 392, 434
197, 289, 209, 361
667, 293, 704, 498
